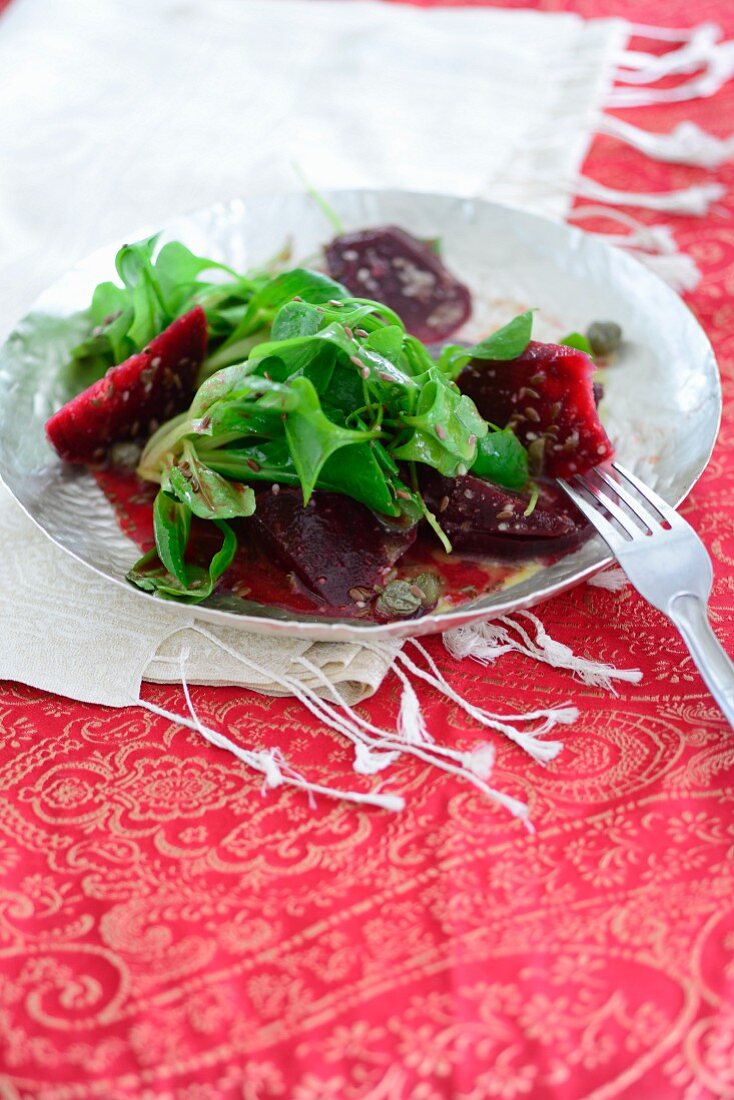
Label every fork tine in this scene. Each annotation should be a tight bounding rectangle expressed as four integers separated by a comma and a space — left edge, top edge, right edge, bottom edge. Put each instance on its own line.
578, 469, 649, 538
611, 461, 681, 525
592, 467, 657, 533
559, 478, 626, 550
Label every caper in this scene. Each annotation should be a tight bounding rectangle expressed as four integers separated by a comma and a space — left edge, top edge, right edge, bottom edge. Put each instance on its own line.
375, 580, 422, 619
412, 572, 442, 608
586, 321, 622, 358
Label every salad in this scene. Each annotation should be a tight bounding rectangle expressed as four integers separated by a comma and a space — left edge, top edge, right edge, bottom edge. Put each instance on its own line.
44, 223, 616, 621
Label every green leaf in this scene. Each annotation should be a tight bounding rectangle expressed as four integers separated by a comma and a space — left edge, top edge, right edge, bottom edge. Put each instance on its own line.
167, 442, 256, 520
153, 489, 192, 586
271, 300, 323, 341
364, 325, 404, 360
154, 240, 234, 288
203, 438, 301, 486
319, 443, 397, 515
392, 369, 487, 477
205, 437, 399, 516
468, 311, 534, 361
284, 376, 378, 502
470, 429, 529, 490
64, 283, 135, 387
190, 361, 295, 419
559, 331, 593, 355
127, 519, 237, 604
214, 268, 349, 356
115, 235, 160, 288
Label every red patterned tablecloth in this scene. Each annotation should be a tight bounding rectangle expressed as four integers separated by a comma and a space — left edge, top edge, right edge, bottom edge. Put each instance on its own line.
2, 1, 734, 1097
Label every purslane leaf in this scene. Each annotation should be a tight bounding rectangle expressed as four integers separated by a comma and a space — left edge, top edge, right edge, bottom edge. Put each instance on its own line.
468, 310, 534, 360
470, 429, 529, 490
127, 519, 237, 603
283, 376, 379, 503
392, 369, 487, 477
153, 489, 192, 586
166, 442, 256, 520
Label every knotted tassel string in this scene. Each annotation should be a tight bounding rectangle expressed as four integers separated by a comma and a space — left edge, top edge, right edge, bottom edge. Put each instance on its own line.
587, 567, 629, 592
615, 22, 722, 85
571, 176, 725, 217
444, 611, 642, 696
169, 625, 532, 820
609, 21, 734, 107
137, 643, 405, 812
568, 205, 703, 291
137, 608, 640, 820
599, 115, 734, 169
295, 652, 531, 822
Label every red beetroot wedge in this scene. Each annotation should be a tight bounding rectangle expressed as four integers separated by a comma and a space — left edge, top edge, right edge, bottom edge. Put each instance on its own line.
46, 307, 208, 465
251, 488, 416, 608
457, 340, 614, 478
325, 225, 472, 343
423, 473, 589, 557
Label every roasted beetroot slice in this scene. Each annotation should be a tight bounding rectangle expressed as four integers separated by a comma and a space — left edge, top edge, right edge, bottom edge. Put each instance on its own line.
325, 225, 472, 342
424, 473, 589, 557
250, 488, 416, 608
45, 307, 207, 465
457, 340, 614, 478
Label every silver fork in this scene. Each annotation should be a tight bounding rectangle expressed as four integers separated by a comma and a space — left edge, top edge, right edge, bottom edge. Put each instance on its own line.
559, 461, 734, 728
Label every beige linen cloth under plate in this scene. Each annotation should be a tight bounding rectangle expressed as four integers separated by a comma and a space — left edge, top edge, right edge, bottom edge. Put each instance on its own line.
0, 0, 625, 709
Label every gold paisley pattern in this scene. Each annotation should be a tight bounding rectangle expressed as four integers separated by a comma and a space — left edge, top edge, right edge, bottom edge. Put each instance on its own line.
2, 1, 734, 1095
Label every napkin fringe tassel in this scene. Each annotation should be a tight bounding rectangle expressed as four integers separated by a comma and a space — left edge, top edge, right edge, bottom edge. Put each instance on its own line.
136, 614, 640, 823
568, 205, 703, 292
611, 21, 734, 107
443, 611, 642, 696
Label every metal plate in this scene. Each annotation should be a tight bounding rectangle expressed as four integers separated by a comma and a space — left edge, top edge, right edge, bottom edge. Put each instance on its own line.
0, 190, 721, 641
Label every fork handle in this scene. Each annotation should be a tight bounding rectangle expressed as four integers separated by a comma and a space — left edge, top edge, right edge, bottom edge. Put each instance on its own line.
669, 594, 734, 729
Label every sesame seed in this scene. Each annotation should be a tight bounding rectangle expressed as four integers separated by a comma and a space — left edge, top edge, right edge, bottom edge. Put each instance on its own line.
439, 495, 450, 513
396, 489, 411, 500
525, 407, 541, 423
350, 355, 363, 369
246, 458, 261, 472
529, 372, 545, 385
292, 295, 303, 302
328, 299, 343, 308
468, 434, 477, 448
344, 325, 354, 340
435, 424, 447, 441
271, 483, 280, 494
361, 366, 370, 380
409, 584, 425, 599
378, 371, 393, 383
355, 328, 369, 338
